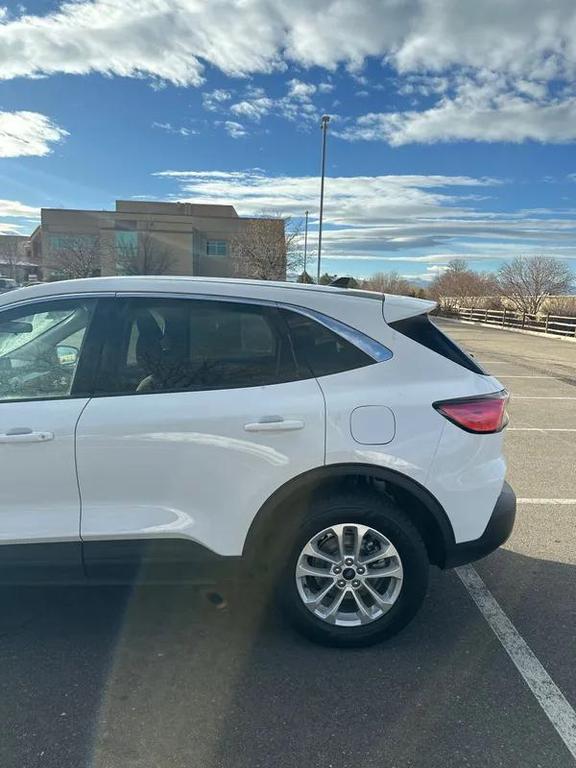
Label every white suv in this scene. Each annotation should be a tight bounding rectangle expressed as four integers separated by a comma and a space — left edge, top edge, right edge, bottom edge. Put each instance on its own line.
0, 277, 515, 646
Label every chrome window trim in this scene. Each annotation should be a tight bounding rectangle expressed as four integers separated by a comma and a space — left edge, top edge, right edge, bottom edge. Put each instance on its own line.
0, 292, 115, 313
114, 291, 393, 363
0, 290, 392, 369
280, 304, 393, 363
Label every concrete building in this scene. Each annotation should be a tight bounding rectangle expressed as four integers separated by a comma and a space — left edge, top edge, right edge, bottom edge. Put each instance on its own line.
29, 200, 286, 279
0, 235, 39, 283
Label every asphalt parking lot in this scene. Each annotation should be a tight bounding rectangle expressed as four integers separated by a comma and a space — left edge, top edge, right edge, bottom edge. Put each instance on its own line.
0, 319, 575, 768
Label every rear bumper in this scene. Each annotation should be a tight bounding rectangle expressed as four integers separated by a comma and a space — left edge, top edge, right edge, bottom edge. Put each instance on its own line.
443, 482, 516, 568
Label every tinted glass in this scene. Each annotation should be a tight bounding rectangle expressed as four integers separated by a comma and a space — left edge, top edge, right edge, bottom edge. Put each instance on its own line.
281, 308, 375, 377
0, 299, 96, 401
97, 297, 301, 394
206, 240, 227, 256
389, 314, 485, 374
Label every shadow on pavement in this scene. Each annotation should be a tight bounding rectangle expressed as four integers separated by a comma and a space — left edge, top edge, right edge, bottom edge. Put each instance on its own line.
0, 550, 573, 768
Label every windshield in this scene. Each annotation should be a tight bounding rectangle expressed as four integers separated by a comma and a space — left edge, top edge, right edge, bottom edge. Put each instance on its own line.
0, 309, 76, 356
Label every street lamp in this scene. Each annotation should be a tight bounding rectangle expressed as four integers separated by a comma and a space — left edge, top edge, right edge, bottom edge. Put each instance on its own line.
317, 114, 330, 283
303, 210, 309, 277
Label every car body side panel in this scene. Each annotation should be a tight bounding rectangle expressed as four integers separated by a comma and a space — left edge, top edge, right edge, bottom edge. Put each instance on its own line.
426, 425, 506, 542
318, 324, 508, 545
76, 378, 325, 556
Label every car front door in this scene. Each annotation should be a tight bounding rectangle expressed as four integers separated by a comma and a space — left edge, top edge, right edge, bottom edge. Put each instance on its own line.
0, 296, 98, 578
76, 294, 325, 579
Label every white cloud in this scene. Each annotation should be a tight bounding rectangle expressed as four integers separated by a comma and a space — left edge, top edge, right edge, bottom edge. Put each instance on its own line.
0, 110, 68, 157
202, 89, 232, 111
0, 199, 39, 218
152, 169, 576, 262
223, 121, 247, 138
2, 1, 574, 86
152, 121, 197, 137
401, 266, 450, 282
216, 81, 322, 128
154, 169, 501, 223
0, 198, 40, 236
156, 170, 251, 179
0, 1, 284, 86
3, 1, 576, 144
230, 97, 273, 121
340, 75, 576, 144
287, 79, 316, 100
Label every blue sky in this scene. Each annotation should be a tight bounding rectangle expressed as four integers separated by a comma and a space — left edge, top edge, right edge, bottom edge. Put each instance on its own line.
1, 0, 576, 282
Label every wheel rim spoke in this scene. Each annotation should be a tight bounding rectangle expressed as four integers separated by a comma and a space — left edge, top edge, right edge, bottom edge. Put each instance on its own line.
322, 586, 347, 622
302, 540, 339, 565
296, 562, 333, 579
353, 525, 366, 561
363, 580, 395, 613
304, 580, 335, 607
365, 562, 403, 579
330, 525, 346, 561
359, 543, 393, 565
350, 588, 373, 623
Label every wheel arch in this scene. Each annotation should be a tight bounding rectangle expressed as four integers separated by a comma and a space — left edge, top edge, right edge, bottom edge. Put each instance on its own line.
243, 463, 455, 567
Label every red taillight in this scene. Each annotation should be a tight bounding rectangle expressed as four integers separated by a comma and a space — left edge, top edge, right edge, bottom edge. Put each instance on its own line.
434, 391, 509, 434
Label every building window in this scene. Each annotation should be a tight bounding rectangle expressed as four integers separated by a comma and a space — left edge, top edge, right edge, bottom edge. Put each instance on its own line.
48, 233, 97, 251
206, 240, 227, 257
115, 230, 138, 250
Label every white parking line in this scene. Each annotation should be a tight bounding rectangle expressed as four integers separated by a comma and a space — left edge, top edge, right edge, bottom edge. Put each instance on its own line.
508, 428, 576, 432
517, 498, 576, 505
499, 375, 555, 379
512, 396, 576, 400
456, 565, 576, 760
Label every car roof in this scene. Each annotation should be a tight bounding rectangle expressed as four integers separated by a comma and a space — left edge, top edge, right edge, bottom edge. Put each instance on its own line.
0, 276, 436, 322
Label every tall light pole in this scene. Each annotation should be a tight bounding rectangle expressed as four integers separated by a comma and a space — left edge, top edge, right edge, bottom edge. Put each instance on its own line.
317, 114, 330, 283
303, 209, 309, 277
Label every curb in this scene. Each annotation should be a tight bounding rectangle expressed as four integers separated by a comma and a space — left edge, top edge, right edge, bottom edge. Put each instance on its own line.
437, 316, 576, 343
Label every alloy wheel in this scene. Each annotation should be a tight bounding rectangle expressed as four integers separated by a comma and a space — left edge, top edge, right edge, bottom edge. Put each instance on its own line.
295, 523, 404, 627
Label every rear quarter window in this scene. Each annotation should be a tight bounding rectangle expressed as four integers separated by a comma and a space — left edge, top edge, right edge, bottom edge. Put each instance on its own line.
280, 308, 378, 377
389, 314, 485, 374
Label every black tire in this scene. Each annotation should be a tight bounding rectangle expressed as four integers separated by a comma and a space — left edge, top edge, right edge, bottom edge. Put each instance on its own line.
279, 490, 429, 647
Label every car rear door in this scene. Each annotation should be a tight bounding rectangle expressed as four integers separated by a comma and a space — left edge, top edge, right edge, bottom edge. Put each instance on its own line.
76, 294, 325, 579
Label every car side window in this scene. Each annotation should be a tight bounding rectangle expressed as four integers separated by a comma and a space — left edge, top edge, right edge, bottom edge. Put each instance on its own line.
96, 297, 303, 395
280, 307, 377, 377
0, 298, 96, 402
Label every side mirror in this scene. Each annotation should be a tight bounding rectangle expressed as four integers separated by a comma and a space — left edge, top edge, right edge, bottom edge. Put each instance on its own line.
56, 345, 79, 366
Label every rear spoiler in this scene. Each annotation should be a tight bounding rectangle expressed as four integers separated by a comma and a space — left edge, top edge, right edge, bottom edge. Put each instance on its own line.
382, 295, 437, 324
324, 280, 437, 323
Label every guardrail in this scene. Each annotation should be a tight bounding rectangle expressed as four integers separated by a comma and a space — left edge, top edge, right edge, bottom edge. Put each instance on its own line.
445, 307, 576, 338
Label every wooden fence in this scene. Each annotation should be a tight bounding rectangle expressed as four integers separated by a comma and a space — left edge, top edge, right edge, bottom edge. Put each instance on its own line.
446, 307, 576, 338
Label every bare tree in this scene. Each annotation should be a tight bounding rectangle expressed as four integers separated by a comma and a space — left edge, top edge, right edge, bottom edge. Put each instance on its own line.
297, 270, 315, 284
0, 237, 21, 280
546, 295, 576, 318
362, 271, 412, 295
232, 215, 303, 280
116, 233, 175, 276
497, 256, 574, 315
429, 259, 498, 311
50, 235, 102, 279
